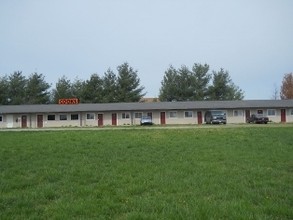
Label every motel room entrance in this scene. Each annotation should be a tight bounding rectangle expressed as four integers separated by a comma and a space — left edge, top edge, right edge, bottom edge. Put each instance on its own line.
37, 115, 43, 128
21, 115, 27, 128
98, 114, 103, 126
281, 109, 286, 123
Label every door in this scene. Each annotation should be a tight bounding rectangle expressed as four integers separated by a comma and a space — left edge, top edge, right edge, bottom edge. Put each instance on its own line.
37, 115, 43, 128
160, 112, 166, 125
281, 109, 286, 123
6, 115, 13, 128
21, 115, 27, 128
112, 113, 117, 126
98, 114, 103, 126
197, 111, 202, 124
245, 110, 250, 122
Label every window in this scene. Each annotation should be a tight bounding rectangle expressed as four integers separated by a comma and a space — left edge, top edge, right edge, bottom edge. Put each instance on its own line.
0, 115, 2, 122
169, 111, 177, 118
122, 113, 130, 119
147, 112, 153, 118
135, 112, 142, 118
47, 115, 55, 121
60, 114, 67, 120
267, 109, 276, 116
233, 110, 243, 117
71, 114, 79, 120
257, 110, 263, 115
87, 113, 95, 120
184, 111, 193, 118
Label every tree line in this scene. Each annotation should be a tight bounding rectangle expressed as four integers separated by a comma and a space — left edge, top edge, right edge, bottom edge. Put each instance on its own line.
159, 63, 244, 101
0, 62, 291, 105
0, 63, 145, 105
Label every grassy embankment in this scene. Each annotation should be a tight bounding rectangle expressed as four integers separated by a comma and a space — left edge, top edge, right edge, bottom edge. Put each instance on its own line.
0, 126, 292, 219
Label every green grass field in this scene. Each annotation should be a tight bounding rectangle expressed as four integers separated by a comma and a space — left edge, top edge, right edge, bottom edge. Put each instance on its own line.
0, 125, 292, 219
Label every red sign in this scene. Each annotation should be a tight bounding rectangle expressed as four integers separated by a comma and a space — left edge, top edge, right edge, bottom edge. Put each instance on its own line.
58, 98, 79, 105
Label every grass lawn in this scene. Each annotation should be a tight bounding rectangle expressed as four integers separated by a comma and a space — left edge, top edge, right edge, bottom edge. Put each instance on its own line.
0, 126, 292, 219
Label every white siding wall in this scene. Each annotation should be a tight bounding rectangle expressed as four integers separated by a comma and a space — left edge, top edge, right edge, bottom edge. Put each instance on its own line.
228, 110, 245, 123
165, 110, 197, 125
1, 107, 293, 128
287, 109, 293, 122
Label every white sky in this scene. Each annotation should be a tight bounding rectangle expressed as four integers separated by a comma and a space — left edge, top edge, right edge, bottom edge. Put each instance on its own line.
1, 0, 292, 99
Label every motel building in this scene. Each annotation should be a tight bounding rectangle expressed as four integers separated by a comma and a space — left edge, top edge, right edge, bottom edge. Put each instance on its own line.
0, 99, 293, 129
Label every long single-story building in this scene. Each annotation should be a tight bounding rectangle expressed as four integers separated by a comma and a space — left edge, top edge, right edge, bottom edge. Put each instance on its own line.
0, 100, 292, 128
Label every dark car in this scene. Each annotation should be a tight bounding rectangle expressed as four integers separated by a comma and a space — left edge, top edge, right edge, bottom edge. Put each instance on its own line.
204, 110, 226, 124
140, 116, 153, 125
246, 114, 269, 124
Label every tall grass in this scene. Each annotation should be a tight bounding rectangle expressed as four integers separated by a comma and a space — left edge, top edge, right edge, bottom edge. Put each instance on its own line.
0, 126, 292, 219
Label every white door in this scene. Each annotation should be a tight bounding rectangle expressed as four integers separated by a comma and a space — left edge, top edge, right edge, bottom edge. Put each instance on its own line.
6, 115, 13, 128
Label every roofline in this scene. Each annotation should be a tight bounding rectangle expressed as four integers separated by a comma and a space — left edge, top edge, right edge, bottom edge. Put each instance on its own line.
0, 99, 293, 114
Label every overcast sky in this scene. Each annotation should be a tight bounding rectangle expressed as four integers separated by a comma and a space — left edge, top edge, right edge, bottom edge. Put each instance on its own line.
1, 0, 292, 99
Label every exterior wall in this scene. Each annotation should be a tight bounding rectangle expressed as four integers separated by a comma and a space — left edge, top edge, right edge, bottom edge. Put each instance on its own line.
1, 107, 293, 129
287, 109, 293, 123
82, 112, 113, 126
267, 109, 281, 123
0, 115, 7, 128
29, 115, 37, 128
228, 110, 245, 123
248, 108, 281, 123
165, 110, 198, 125
118, 111, 132, 126
151, 112, 161, 125
43, 113, 80, 128
82, 112, 97, 127
103, 112, 113, 126
244, 108, 293, 123
0, 114, 28, 128
122, 111, 159, 125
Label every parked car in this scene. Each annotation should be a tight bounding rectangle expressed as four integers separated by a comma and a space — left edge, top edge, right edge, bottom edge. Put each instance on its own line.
140, 116, 153, 125
246, 114, 269, 124
204, 110, 226, 124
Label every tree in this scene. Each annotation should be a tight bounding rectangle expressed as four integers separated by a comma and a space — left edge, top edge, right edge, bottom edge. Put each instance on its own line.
101, 69, 118, 103
8, 71, 27, 104
0, 75, 9, 104
159, 63, 211, 101
82, 74, 104, 103
51, 76, 73, 103
71, 78, 86, 101
177, 65, 194, 101
116, 63, 145, 102
280, 73, 293, 99
271, 83, 279, 100
159, 65, 180, 101
191, 63, 211, 100
25, 72, 51, 104
207, 68, 244, 100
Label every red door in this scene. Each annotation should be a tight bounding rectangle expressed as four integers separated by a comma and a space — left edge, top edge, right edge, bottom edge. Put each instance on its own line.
21, 115, 27, 128
37, 115, 43, 128
98, 114, 103, 126
197, 111, 202, 124
112, 113, 117, 126
281, 109, 286, 123
160, 112, 166, 125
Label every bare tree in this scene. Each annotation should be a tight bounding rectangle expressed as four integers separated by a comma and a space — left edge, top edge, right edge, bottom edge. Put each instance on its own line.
271, 83, 279, 100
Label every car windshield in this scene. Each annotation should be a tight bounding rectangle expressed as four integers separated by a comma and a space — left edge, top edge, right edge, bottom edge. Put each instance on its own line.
211, 111, 225, 116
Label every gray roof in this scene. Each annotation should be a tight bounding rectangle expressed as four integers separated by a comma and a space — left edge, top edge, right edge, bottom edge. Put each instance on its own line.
0, 100, 293, 114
